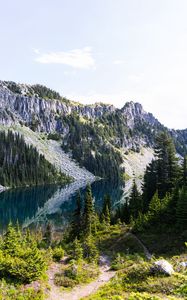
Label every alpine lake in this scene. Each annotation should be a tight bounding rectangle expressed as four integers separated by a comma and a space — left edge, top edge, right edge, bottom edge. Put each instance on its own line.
0, 178, 137, 232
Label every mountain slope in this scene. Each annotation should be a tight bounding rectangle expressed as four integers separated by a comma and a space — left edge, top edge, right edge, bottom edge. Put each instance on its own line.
0, 80, 186, 182
0, 130, 71, 188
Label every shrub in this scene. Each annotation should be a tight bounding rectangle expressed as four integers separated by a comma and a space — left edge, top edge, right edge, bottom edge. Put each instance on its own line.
128, 292, 161, 300
0, 224, 46, 283
54, 260, 99, 288
52, 246, 64, 262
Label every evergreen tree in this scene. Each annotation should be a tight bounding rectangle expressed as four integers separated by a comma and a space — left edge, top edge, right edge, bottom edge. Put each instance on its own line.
102, 194, 111, 215
129, 179, 142, 219
83, 235, 99, 263
72, 237, 83, 261
0, 224, 46, 283
0, 130, 71, 188
148, 191, 161, 216
71, 191, 82, 238
83, 185, 94, 235
120, 200, 130, 224
43, 222, 53, 247
176, 186, 187, 229
182, 155, 187, 186
101, 194, 111, 226
155, 132, 179, 198
142, 159, 158, 212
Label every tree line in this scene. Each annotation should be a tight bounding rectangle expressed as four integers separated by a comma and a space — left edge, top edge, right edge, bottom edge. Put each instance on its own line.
116, 131, 187, 232
0, 130, 71, 187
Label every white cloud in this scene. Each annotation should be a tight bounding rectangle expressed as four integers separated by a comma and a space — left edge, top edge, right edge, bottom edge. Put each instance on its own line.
33, 48, 40, 54
113, 59, 126, 65
34, 47, 95, 69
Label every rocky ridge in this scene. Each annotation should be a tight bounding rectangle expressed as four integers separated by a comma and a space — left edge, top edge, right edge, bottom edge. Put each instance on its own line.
0, 80, 186, 181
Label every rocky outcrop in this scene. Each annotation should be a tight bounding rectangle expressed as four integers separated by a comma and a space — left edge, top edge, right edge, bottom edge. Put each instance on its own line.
0, 81, 115, 133
151, 260, 174, 276
0, 80, 186, 170
121, 101, 160, 129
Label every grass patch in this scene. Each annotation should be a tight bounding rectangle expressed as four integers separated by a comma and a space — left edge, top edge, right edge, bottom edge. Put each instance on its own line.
54, 260, 99, 289
83, 253, 187, 300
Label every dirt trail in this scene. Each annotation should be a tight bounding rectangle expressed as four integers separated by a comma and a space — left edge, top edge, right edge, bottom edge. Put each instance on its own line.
47, 256, 115, 300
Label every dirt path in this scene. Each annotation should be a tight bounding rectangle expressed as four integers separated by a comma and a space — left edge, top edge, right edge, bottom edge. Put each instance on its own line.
47, 256, 116, 300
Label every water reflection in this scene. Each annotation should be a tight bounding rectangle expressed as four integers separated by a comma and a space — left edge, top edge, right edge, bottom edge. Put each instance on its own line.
0, 179, 130, 231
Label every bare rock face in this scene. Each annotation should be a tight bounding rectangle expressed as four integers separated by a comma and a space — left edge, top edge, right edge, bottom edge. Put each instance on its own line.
0, 82, 115, 133
121, 101, 160, 129
151, 259, 174, 276
0, 80, 186, 156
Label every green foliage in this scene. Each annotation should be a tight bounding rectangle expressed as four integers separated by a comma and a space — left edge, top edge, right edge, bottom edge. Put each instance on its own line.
176, 186, 187, 229
101, 194, 111, 226
72, 238, 83, 261
54, 260, 99, 288
83, 185, 95, 236
70, 192, 82, 239
61, 113, 124, 181
128, 292, 162, 300
83, 235, 99, 263
0, 130, 71, 187
52, 246, 64, 262
0, 224, 47, 283
0, 280, 45, 300
129, 180, 142, 219
47, 132, 61, 141
31, 84, 61, 100
43, 222, 53, 247
111, 253, 125, 270
155, 132, 180, 198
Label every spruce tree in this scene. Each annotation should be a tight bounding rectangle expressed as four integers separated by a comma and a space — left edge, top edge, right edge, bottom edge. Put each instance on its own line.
129, 179, 142, 219
176, 187, 187, 229
102, 194, 111, 226
155, 132, 179, 198
142, 159, 158, 212
182, 156, 187, 186
71, 191, 82, 238
72, 237, 83, 261
83, 185, 94, 235
43, 222, 53, 247
83, 234, 99, 263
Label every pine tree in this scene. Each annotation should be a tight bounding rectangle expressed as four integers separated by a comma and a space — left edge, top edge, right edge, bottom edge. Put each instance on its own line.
129, 179, 142, 219
71, 191, 82, 238
101, 194, 111, 226
155, 132, 179, 198
182, 156, 187, 186
104, 205, 111, 226
72, 237, 83, 261
148, 191, 161, 216
83, 235, 99, 263
142, 159, 158, 212
102, 194, 111, 215
43, 222, 53, 247
83, 185, 94, 235
176, 186, 187, 229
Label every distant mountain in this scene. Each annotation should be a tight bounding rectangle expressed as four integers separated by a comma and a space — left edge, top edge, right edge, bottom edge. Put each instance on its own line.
0, 80, 186, 184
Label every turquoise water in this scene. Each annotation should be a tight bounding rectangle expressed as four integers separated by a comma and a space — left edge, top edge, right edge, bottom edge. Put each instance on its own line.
0, 180, 126, 231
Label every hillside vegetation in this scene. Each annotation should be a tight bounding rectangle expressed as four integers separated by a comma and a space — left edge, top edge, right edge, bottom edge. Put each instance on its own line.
0, 130, 71, 188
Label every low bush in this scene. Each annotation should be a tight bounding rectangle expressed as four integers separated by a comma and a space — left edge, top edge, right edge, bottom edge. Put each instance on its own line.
52, 246, 64, 262
0, 224, 47, 283
54, 260, 99, 288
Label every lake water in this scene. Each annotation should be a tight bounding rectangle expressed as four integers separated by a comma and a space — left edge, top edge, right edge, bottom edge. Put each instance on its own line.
0, 179, 136, 232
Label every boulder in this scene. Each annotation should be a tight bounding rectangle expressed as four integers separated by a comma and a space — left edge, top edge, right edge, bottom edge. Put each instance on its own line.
179, 262, 187, 268
151, 259, 174, 276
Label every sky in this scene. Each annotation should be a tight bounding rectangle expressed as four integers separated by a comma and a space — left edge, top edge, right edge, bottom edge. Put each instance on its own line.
0, 0, 187, 129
